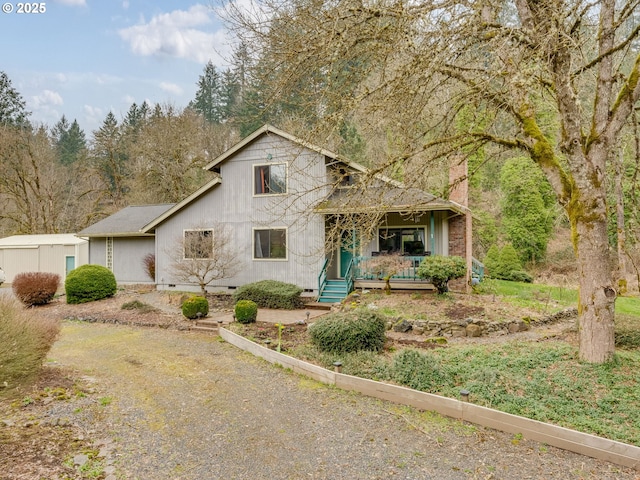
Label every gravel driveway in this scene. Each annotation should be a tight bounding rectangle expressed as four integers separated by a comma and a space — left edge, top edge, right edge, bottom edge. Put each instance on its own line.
49, 321, 636, 480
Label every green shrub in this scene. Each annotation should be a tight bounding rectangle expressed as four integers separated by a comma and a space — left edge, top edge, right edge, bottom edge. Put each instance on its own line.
0, 296, 60, 392
390, 349, 448, 391
483, 244, 533, 282
235, 300, 258, 324
181, 296, 209, 319
65, 264, 117, 304
308, 309, 387, 354
12, 272, 60, 306
507, 270, 534, 283
233, 280, 303, 309
416, 255, 466, 294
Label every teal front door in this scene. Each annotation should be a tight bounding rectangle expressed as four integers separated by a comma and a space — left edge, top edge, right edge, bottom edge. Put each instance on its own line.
339, 230, 358, 277
65, 256, 75, 277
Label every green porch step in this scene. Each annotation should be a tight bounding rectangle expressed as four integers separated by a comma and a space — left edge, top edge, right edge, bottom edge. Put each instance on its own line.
318, 279, 350, 303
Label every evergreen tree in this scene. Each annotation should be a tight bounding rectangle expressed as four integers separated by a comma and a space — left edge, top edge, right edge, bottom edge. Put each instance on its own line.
499, 156, 556, 264
92, 112, 128, 207
0, 71, 30, 127
190, 61, 223, 124
52, 116, 86, 165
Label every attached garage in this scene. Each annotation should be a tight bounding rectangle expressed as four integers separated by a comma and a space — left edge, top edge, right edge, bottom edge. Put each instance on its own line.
0, 234, 89, 284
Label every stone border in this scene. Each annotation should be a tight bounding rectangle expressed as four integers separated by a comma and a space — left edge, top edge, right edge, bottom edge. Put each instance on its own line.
219, 327, 639, 470
389, 307, 578, 338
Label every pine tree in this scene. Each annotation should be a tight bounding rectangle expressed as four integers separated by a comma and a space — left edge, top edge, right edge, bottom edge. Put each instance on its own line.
92, 112, 128, 207
190, 61, 223, 124
52, 116, 86, 165
0, 71, 30, 127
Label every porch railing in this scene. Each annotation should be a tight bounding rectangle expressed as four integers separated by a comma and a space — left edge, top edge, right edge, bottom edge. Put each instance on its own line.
354, 255, 486, 283
318, 257, 329, 296
472, 257, 485, 282
353, 256, 427, 281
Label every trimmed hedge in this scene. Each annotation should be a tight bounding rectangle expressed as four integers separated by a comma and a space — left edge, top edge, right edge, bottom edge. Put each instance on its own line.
65, 264, 117, 304
308, 309, 387, 354
232, 280, 303, 309
12, 272, 60, 306
181, 296, 209, 319
235, 300, 258, 324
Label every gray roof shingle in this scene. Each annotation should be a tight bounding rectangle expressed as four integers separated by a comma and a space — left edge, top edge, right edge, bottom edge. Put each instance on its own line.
78, 204, 175, 237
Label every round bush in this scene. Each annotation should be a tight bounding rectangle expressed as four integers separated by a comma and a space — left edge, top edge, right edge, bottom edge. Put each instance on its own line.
235, 300, 258, 324
65, 264, 117, 304
181, 296, 209, 319
308, 310, 387, 354
12, 272, 60, 306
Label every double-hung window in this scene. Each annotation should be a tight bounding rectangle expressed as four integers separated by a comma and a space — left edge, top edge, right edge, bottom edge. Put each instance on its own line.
184, 229, 213, 259
254, 228, 287, 260
254, 163, 286, 195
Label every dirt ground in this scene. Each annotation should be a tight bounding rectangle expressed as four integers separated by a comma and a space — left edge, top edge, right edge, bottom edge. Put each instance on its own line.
0, 288, 616, 480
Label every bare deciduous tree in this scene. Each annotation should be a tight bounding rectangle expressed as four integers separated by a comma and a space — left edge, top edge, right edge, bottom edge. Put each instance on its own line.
224, 0, 640, 363
167, 223, 242, 296
360, 254, 412, 294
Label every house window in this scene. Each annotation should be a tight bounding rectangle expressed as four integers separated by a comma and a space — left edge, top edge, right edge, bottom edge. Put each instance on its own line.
379, 228, 426, 255
184, 229, 213, 259
254, 163, 286, 195
336, 167, 356, 187
254, 228, 287, 259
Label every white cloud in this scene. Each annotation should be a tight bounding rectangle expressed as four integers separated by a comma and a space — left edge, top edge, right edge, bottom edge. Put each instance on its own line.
31, 90, 63, 108
159, 82, 183, 96
118, 5, 224, 63
122, 0, 130, 9
53, 0, 87, 6
122, 94, 136, 104
83, 104, 105, 128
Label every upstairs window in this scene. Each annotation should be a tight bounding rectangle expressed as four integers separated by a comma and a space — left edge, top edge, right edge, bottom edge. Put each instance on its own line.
336, 167, 356, 187
184, 229, 213, 259
254, 163, 286, 195
254, 228, 287, 260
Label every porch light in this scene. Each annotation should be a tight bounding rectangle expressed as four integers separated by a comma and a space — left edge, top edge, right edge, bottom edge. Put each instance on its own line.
333, 361, 343, 373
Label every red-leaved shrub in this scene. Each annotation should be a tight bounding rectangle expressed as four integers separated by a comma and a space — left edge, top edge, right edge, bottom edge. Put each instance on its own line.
12, 272, 60, 306
143, 253, 155, 282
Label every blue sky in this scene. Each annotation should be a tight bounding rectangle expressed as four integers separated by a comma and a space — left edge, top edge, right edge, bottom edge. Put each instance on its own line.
1, 0, 233, 133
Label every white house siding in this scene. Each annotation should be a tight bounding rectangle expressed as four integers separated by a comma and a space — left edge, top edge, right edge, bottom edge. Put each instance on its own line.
86, 237, 155, 284
87, 238, 106, 266
155, 134, 327, 293
113, 237, 155, 283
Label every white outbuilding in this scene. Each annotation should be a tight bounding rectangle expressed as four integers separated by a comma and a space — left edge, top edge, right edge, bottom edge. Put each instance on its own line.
0, 234, 88, 284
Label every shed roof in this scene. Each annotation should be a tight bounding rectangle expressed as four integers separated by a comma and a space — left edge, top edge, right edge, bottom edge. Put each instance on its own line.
0, 234, 88, 247
78, 204, 175, 237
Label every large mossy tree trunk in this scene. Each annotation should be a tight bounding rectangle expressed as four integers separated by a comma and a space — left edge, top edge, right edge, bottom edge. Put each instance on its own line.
570, 192, 616, 363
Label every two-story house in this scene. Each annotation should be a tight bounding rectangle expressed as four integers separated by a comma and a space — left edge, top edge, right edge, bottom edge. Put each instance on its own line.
78, 125, 476, 301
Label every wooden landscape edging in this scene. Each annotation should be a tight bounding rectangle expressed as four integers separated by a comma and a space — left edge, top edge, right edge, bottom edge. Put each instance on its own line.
219, 328, 640, 470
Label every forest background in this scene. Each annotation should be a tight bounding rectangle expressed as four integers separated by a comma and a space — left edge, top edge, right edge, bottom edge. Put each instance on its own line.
1, 0, 640, 300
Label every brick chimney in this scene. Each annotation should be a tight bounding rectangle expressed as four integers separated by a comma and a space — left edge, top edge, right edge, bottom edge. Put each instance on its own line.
448, 157, 468, 207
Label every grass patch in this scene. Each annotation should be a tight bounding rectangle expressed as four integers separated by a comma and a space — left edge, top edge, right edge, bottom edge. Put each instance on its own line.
294, 340, 640, 444
491, 279, 577, 312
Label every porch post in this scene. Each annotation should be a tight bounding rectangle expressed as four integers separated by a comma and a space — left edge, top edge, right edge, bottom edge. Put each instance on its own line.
430, 212, 435, 255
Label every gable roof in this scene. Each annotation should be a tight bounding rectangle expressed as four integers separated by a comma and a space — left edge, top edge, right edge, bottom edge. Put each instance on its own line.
78, 204, 175, 237
204, 124, 344, 171
138, 125, 468, 232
